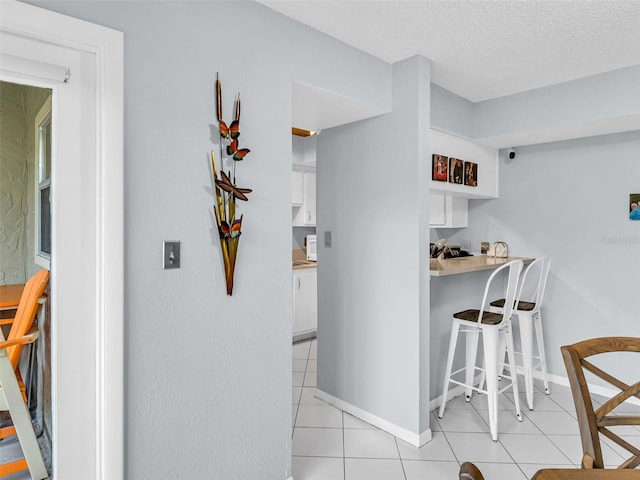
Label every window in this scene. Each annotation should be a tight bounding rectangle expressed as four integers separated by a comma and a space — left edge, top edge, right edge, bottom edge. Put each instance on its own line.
35, 95, 52, 267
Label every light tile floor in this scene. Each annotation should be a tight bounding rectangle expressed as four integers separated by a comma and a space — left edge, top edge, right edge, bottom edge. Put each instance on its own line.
3, 338, 638, 479
292, 338, 640, 480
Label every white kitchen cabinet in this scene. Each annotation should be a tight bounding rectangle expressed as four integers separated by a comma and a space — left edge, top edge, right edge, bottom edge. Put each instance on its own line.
429, 191, 468, 228
292, 169, 304, 205
292, 170, 316, 226
293, 267, 317, 340
302, 171, 316, 225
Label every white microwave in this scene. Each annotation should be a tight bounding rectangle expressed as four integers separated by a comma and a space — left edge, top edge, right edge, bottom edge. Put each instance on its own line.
306, 235, 317, 261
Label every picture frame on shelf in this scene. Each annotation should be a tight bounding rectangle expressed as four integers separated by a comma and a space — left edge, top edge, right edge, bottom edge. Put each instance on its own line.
432, 154, 448, 182
449, 157, 464, 184
464, 161, 478, 187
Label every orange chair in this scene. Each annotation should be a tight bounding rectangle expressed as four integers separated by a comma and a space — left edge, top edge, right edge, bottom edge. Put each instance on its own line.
0, 269, 50, 479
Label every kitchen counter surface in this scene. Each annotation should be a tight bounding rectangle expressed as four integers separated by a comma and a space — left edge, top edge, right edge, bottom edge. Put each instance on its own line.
430, 255, 533, 277
292, 248, 317, 270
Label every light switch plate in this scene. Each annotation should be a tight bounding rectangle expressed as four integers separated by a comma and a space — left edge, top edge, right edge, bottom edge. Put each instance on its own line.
163, 241, 180, 269
324, 231, 332, 248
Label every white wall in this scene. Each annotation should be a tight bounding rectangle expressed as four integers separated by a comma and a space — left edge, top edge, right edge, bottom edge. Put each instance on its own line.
317, 56, 432, 440
24, 1, 391, 478
474, 65, 640, 147
435, 132, 640, 394
460, 132, 640, 377
430, 83, 474, 138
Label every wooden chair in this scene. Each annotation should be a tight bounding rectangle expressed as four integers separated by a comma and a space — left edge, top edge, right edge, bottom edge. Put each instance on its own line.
561, 337, 640, 470
0, 269, 50, 479
459, 462, 485, 480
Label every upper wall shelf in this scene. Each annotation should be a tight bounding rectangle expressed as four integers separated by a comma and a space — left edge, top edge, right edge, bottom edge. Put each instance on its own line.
429, 129, 499, 199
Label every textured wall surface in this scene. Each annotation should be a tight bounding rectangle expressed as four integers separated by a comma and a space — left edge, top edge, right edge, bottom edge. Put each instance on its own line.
0, 81, 49, 285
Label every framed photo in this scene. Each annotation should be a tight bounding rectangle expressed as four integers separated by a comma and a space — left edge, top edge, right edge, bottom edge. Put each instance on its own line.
464, 161, 478, 187
432, 154, 448, 182
449, 157, 464, 184
630, 193, 640, 221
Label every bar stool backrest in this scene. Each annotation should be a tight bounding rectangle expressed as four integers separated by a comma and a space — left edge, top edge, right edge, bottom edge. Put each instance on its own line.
477, 260, 523, 326
516, 256, 551, 311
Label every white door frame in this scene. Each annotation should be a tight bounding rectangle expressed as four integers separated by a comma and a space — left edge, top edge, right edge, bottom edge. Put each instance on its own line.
0, 2, 123, 479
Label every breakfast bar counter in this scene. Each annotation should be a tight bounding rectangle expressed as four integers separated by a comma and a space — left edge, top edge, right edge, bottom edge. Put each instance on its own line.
430, 255, 533, 277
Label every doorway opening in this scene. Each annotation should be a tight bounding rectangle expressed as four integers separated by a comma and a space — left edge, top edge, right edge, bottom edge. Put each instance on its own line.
0, 80, 53, 476
1, 4, 124, 478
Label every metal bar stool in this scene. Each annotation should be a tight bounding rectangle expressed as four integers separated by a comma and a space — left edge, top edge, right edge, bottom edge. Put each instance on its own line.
489, 256, 551, 410
438, 260, 524, 441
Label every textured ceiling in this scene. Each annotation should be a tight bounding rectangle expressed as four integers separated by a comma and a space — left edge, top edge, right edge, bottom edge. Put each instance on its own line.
259, 0, 640, 102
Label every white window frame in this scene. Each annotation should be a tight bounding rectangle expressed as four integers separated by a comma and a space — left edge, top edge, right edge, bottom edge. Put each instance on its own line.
34, 95, 52, 268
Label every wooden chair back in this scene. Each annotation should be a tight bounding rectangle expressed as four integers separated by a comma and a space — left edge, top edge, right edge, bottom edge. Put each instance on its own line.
561, 337, 640, 469
459, 461, 485, 480
5, 269, 49, 369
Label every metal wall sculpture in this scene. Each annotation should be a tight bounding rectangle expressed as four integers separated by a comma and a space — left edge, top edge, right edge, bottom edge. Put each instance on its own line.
211, 74, 252, 295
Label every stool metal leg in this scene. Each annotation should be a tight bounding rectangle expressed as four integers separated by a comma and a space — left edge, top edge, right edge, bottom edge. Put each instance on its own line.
439, 320, 461, 419
465, 329, 479, 401
505, 325, 523, 422
518, 311, 535, 410
482, 327, 499, 441
534, 312, 551, 394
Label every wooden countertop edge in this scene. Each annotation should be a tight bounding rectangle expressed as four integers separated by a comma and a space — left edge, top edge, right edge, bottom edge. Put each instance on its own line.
292, 263, 317, 271
430, 256, 534, 277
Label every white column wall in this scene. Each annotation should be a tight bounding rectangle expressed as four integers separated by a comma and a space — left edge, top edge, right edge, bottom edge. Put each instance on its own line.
317, 56, 432, 440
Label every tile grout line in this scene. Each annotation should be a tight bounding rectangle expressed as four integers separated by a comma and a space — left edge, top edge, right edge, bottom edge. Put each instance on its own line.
437, 413, 463, 467
471, 381, 579, 472
393, 435, 408, 480
466, 392, 526, 470
495, 381, 600, 469
477, 391, 571, 479
292, 339, 312, 439
341, 409, 346, 480
523, 383, 600, 467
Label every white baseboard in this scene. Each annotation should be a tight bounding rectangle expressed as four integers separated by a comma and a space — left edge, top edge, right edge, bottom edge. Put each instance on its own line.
315, 389, 432, 447
526, 368, 640, 406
